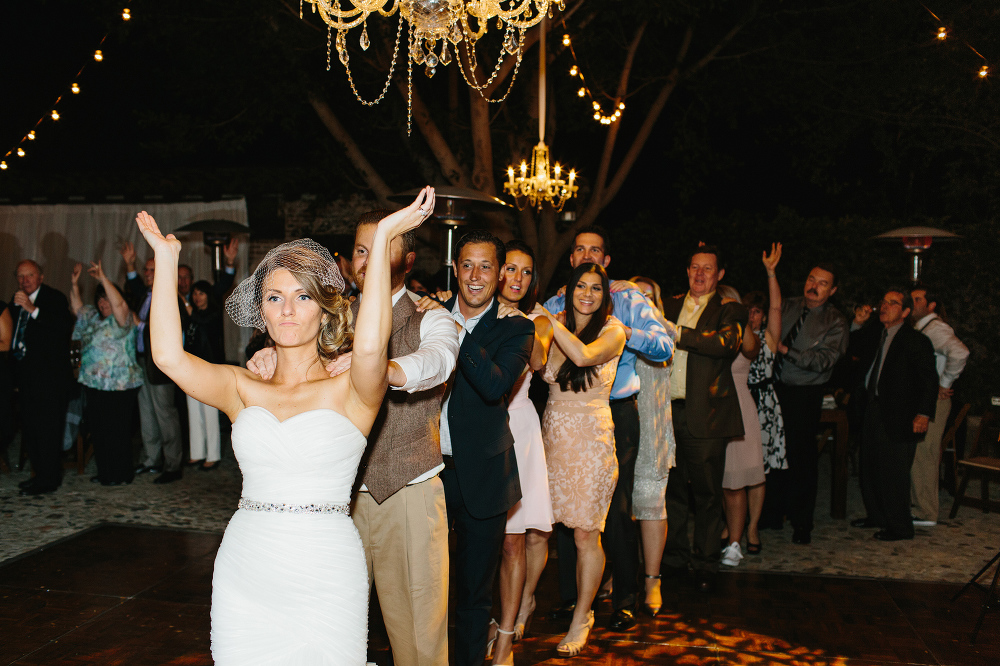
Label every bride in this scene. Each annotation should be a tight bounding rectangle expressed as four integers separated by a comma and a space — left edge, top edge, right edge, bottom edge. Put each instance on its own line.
136, 187, 435, 665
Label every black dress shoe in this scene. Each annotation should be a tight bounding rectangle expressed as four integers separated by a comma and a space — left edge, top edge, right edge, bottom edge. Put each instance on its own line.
548, 601, 576, 621
153, 470, 182, 484
694, 571, 717, 593
607, 608, 636, 631
18, 478, 36, 490
851, 518, 881, 528
135, 465, 161, 475
20, 484, 57, 496
791, 529, 811, 545
873, 530, 912, 541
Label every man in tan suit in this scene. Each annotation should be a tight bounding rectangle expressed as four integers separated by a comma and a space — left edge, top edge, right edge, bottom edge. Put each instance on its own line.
249, 211, 459, 665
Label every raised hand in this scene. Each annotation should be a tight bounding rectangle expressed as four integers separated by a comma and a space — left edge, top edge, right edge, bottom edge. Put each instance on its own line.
377, 186, 436, 239
71, 262, 83, 285
224, 237, 239, 267
119, 241, 137, 270
87, 260, 107, 283
136, 211, 181, 258
762, 242, 782, 274
854, 304, 873, 326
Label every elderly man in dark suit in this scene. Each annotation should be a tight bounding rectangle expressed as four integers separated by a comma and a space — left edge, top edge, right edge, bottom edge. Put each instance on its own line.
850, 288, 938, 541
439, 230, 534, 666
10, 259, 74, 496
661, 245, 747, 591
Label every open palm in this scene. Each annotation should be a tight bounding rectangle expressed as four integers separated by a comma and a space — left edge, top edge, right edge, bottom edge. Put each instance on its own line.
136, 211, 181, 257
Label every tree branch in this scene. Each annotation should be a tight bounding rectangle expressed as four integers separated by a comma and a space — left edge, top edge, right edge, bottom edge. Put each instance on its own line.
395, 77, 471, 187
307, 93, 393, 204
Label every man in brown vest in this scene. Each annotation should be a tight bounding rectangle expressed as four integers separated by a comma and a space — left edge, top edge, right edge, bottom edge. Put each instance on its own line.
349, 211, 459, 666
248, 211, 459, 665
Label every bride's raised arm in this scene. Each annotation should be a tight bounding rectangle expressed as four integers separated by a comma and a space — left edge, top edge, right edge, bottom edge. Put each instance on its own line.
345, 187, 434, 423
136, 211, 241, 418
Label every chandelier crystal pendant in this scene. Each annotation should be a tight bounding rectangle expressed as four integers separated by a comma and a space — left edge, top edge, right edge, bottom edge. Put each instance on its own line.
301, 0, 565, 134
503, 16, 578, 212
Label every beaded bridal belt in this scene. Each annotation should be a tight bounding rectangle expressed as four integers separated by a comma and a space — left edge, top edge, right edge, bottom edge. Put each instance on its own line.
238, 498, 350, 516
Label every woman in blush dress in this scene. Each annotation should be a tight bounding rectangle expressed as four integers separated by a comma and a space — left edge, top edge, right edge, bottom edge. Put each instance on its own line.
627, 276, 678, 616
717, 279, 766, 568
136, 187, 434, 666
533, 262, 626, 657
486, 240, 554, 666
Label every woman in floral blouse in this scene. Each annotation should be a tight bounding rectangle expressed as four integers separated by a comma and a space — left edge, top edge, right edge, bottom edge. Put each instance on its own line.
70, 260, 143, 485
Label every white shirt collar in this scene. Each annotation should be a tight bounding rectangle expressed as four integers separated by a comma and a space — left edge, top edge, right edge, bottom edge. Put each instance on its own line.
28, 286, 41, 303
915, 313, 938, 329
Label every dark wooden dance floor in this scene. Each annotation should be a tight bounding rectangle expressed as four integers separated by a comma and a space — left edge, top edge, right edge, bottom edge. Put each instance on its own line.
1, 524, 999, 665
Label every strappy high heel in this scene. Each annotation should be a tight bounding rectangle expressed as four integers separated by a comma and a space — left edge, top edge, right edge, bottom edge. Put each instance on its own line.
514, 595, 536, 641
641, 574, 662, 616
485, 618, 499, 660
556, 611, 595, 657
491, 626, 516, 665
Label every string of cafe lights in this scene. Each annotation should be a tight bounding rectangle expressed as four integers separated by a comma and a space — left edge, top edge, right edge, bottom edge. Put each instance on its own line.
921, 3, 990, 79
559, 31, 625, 126
0, 5, 133, 172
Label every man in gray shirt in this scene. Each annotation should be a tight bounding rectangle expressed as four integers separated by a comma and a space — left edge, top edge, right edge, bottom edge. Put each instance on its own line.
767, 264, 848, 545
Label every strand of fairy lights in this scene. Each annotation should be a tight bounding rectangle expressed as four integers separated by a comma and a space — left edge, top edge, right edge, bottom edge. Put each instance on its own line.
559, 31, 624, 126
0, 5, 133, 172
922, 3, 990, 79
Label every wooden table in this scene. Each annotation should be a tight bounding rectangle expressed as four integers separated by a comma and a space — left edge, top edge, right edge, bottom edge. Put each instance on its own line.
820, 407, 849, 519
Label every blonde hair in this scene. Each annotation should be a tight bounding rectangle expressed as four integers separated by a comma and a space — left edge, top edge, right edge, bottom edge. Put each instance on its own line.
630, 275, 663, 314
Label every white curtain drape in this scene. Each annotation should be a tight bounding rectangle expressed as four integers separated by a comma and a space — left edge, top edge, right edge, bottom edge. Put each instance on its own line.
0, 199, 250, 362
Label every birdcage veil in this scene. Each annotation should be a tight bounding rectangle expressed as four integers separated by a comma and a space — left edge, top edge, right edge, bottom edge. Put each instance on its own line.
225, 238, 345, 331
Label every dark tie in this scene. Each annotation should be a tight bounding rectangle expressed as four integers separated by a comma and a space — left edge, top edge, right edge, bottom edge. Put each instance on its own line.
775, 306, 809, 380
867, 328, 888, 400
11, 308, 29, 360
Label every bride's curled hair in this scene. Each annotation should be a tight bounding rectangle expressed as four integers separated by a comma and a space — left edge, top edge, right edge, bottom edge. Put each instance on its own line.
225, 238, 352, 365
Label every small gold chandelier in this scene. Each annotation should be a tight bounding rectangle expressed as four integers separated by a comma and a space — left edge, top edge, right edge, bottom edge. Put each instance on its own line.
503, 16, 577, 212
301, 0, 565, 134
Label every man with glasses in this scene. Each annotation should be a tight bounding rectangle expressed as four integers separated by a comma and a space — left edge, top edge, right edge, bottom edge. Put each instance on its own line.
850, 289, 937, 541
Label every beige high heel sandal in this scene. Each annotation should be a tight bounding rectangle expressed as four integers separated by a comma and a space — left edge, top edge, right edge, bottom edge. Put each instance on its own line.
556, 611, 595, 657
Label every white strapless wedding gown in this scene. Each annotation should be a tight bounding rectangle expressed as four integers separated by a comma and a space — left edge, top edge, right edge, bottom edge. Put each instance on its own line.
211, 407, 369, 665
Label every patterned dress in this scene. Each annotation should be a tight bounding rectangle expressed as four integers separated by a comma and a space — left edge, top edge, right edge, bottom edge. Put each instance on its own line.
541, 319, 622, 532
747, 327, 787, 473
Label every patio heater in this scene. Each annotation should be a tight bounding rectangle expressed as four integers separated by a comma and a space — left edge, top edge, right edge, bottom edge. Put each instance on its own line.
872, 226, 961, 283
174, 219, 250, 282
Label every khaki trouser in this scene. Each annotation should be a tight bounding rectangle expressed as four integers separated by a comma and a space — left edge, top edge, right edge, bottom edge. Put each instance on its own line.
352, 476, 449, 666
910, 396, 951, 522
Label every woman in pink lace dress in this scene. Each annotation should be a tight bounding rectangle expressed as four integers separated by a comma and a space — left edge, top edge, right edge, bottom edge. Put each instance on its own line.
533, 262, 625, 657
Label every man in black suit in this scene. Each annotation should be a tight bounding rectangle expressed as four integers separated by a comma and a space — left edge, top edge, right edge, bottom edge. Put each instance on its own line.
661, 246, 747, 591
9, 260, 74, 495
850, 288, 937, 541
438, 230, 534, 666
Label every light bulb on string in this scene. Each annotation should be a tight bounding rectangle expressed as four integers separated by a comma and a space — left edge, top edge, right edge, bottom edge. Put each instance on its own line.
937, 27, 947, 40
94, 50, 103, 61
562, 34, 571, 46
0, 162, 6, 170
17, 148, 25, 157
122, 8, 131, 21
27, 131, 35, 140
569, 65, 578, 76
51, 110, 60, 120
577, 87, 586, 97
71, 82, 80, 94
979, 65, 989, 78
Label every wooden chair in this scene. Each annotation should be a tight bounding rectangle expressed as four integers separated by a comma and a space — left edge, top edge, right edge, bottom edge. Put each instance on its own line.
940, 403, 971, 496
950, 411, 1000, 518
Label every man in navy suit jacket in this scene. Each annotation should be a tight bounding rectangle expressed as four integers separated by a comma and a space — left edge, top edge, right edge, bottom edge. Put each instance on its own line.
438, 230, 534, 666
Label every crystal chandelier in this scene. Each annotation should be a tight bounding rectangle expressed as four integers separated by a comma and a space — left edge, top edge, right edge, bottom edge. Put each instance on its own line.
503, 16, 577, 212
301, 0, 565, 134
